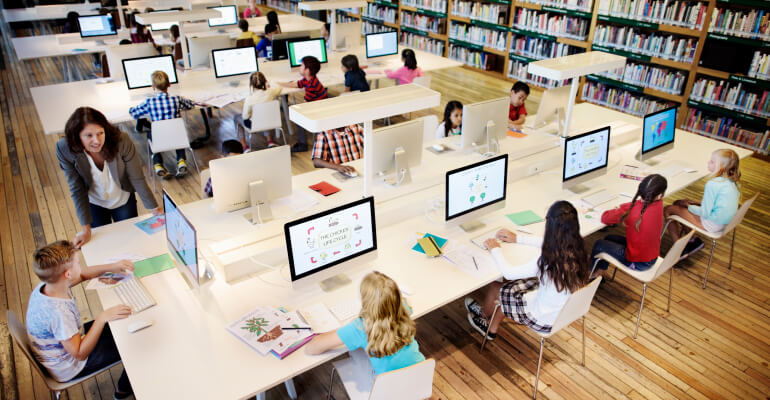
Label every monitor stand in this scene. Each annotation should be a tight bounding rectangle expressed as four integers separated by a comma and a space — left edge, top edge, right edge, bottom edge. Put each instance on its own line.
217, 29, 227, 34
565, 183, 592, 195
228, 80, 240, 87
384, 147, 412, 186
319, 274, 352, 292
636, 149, 664, 166
460, 220, 486, 233
243, 180, 273, 224
94, 39, 106, 45
472, 121, 499, 156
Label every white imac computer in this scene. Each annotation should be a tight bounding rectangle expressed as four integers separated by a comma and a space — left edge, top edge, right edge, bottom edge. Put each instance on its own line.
287, 38, 328, 68
371, 119, 424, 186
164, 189, 210, 289
460, 97, 509, 154
78, 14, 117, 44
211, 46, 258, 86
365, 31, 398, 63
209, 145, 292, 223
122, 54, 178, 97
527, 85, 571, 134
638, 106, 677, 164
445, 154, 508, 232
271, 32, 312, 61
285, 196, 377, 292
207, 5, 237, 32
562, 126, 611, 193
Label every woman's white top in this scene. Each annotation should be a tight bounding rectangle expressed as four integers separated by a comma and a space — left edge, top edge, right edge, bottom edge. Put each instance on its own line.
435, 121, 461, 139
86, 153, 130, 209
489, 235, 570, 326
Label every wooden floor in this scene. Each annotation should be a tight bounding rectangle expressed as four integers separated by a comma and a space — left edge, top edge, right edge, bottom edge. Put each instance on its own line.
1, 22, 770, 400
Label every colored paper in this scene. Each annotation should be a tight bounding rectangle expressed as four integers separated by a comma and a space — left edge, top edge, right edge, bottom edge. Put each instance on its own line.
134, 214, 166, 235
507, 128, 527, 138
411, 233, 447, 254
308, 181, 340, 196
133, 254, 175, 278
506, 210, 544, 226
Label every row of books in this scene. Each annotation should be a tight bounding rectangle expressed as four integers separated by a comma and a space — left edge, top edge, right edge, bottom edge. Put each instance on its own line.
400, 32, 446, 55
266, 0, 297, 14
449, 22, 508, 51
581, 81, 675, 117
514, 9, 589, 41
683, 108, 770, 152
450, 1, 505, 25
599, 61, 687, 95
523, 0, 594, 13
708, 7, 770, 41
593, 25, 697, 63
363, 21, 395, 34
507, 59, 571, 89
749, 51, 770, 81
364, 4, 397, 23
402, 0, 447, 12
336, 14, 358, 23
401, 11, 443, 33
449, 44, 499, 70
509, 35, 583, 60
690, 78, 770, 118
597, 0, 708, 29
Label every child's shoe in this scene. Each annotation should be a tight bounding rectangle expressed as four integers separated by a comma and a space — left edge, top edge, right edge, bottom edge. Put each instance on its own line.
467, 312, 496, 340
267, 140, 278, 148
464, 297, 484, 319
176, 159, 188, 178
154, 163, 169, 178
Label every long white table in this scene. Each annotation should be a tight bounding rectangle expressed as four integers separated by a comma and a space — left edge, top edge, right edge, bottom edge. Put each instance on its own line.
81, 103, 752, 399
2, 3, 102, 23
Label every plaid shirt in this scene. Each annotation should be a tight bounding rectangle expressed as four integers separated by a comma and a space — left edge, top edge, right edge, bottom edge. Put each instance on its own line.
311, 124, 364, 164
204, 177, 213, 198
129, 92, 195, 122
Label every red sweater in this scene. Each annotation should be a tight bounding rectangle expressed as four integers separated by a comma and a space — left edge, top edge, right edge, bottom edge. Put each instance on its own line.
600, 200, 663, 262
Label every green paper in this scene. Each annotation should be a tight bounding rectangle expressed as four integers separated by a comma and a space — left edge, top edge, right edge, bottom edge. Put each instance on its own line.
133, 254, 175, 278
506, 210, 544, 226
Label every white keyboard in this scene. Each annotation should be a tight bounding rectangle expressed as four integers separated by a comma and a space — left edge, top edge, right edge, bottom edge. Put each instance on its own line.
656, 162, 687, 178
582, 189, 618, 208
328, 298, 361, 322
112, 278, 156, 314
470, 226, 502, 249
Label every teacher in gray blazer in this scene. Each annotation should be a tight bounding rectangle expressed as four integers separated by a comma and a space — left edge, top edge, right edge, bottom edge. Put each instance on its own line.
57, 107, 160, 248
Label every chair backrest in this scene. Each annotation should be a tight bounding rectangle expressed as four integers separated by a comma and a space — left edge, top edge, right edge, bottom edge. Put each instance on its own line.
189, 34, 233, 68
652, 229, 696, 280
7, 310, 53, 385
369, 359, 436, 400
723, 192, 759, 234
200, 169, 211, 197
149, 119, 191, 153
235, 38, 255, 48
106, 43, 156, 80
247, 101, 282, 132
101, 53, 110, 78
421, 114, 438, 143
412, 75, 431, 89
550, 277, 602, 334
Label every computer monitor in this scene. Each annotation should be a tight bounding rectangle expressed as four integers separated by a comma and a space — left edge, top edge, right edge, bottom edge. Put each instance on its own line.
271, 32, 311, 61
460, 97, 509, 153
163, 190, 201, 289
207, 5, 237, 27
122, 54, 178, 89
365, 31, 398, 58
371, 119, 424, 186
149, 9, 178, 31
529, 85, 571, 133
562, 126, 611, 192
78, 14, 117, 40
639, 106, 677, 163
212, 47, 258, 78
285, 196, 377, 291
445, 154, 508, 232
209, 145, 292, 223
287, 38, 327, 68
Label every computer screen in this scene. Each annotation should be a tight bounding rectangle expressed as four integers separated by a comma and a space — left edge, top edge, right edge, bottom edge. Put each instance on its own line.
563, 126, 610, 182
285, 197, 377, 282
78, 14, 116, 38
365, 31, 398, 58
642, 106, 677, 154
163, 190, 199, 286
122, 55, 178, 89
207, 5, 237, 27
212, 47, 258, 78
287, 38, 327, 68
445, 154, 508, 221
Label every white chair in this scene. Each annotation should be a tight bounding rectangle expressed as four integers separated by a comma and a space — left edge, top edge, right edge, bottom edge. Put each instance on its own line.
199, 168, 211, 197
662, 192, 759, 289
421, 114, 438, 143
235, 100, 286, 148
481, 277, 603, 399
147, 118, 200, 192
593, 229, 695, 339
7, 310, 121, 400
327, 348, 436, 400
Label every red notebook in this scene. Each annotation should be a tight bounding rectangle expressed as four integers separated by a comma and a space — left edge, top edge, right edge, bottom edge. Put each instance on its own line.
309, 181, 340, 196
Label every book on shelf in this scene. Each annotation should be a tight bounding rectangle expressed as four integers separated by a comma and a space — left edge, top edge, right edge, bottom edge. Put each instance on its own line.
364, 4, 397, 23
593, 24, 698, 63
449, 44, 498, 70
598, 0, 707, 29
400, 31, 445, 55
581, 80, 675, 117
749, 51, 770, 80
401, 11, 442, 33
514, 8, 589, 40
690, 77, 770, 118
363, 20, 396, 33
708, 7, 770, 41
532, 0, 594, 13
684, 108, 770, 152
509, 35, 583, 60
450, 22, 507, 51
599, 61, 687, 95
402, 0, 447, 12
451, 1, 505, 24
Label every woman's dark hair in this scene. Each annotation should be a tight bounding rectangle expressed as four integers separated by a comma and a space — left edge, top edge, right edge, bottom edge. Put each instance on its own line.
169, 24, 180, 40
301, 56, 321, 75
238, 19, 249, 32
264, 23, 278, 35
620, 174, 667, 231
64, 107, 121, 160
401, 49, 417, 70
267, 11, 280, 28
442, 100, 463, 137
341, 54, 361, 72
538, 201, 589, 293
65, 12, 80, 33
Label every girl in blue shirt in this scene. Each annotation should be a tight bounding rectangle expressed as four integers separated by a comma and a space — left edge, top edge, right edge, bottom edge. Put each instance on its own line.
664, 148, 741, 258
305, 271, 425, 374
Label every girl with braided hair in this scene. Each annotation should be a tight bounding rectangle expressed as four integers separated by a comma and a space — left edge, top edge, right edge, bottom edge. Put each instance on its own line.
590, 174, 668, 274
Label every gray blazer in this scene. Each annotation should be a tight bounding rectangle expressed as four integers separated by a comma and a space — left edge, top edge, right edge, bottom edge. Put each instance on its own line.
56, 132, 158, 226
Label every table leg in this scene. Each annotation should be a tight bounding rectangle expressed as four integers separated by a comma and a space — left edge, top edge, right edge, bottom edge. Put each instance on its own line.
280, 94, 296, 139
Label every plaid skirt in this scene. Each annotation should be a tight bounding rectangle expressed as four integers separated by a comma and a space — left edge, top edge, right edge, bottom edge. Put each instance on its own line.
499, 278, 553, 334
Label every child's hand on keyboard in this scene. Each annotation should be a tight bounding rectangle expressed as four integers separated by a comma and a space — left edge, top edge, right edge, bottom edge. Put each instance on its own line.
99, 305, 132, 322
495, 229, 517, 243
110, 260, 135, 274
484, 238, 500, 250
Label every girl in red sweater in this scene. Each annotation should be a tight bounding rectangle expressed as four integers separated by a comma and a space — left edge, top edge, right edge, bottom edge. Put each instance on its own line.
590, 174, 668, 273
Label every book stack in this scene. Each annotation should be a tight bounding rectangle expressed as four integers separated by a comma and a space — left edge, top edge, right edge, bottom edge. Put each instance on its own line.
597, 0, 708, 29
509, 35, 582, 60
526, 0, 594, 13
364, 4, 397, 23
449, 44, 496, 70
749, 51, 770, 80
683, 108, 770, 152
401, 11, 442, 33
708, 7, 770, 41
514, 9, 589, 40
581, 80, 675, 116
403, 0, 447, 12
450, 22, 508, 50
599, 61, 687, 95
593, 25, 698, 63
400, 32, 445, 55
508, 59, 571, 88
363, 21, 395, 34
451, 1, 504, 24
690, 78, 770, 118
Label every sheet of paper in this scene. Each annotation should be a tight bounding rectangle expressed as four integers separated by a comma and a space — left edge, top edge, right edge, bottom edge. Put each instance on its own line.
298, 303, 341, 333
134, 214, 166, 235
133, 254, 175, 278
442, 245, 496, 278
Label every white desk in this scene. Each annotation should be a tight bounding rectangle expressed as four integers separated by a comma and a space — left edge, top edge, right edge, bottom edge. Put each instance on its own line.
2, 3, 102, 23
182, 14, 325, 40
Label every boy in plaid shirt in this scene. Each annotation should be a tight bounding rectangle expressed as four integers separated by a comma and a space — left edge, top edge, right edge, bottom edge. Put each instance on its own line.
311, 124, 363, 174
279, 55, 328, 153
129, 70, 195, 178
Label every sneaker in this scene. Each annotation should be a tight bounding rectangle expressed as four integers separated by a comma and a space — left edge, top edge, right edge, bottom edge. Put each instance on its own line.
113, 389, 133, 400
464, 297, 484, 319
267, 140, 278, 148
679, 237, 705, 261
244, 146, 252, 153
290, 143, 308, 153
467, 312, 496, 340
154, 163, 169, 178
176, 159, 188, 178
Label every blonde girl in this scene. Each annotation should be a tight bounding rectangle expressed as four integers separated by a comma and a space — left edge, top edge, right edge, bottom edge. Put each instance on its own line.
235, 72, 282, 150
305, 271, 425, 374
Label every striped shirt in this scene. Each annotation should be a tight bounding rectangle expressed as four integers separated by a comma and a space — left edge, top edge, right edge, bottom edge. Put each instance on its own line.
129, 92, 195, 122
297, 76, 328, 102
311, 124, 364, 164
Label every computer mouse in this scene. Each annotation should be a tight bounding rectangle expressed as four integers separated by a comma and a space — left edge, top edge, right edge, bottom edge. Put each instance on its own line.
128, 319, 153, 333
344, 170, 358, 178
432, 144, 445, 152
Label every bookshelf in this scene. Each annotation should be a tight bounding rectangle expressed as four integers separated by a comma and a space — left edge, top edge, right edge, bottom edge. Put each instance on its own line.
261, 0, 770, 153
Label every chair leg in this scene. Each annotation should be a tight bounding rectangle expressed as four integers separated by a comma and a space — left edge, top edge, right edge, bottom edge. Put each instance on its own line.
256, 392, 266, 400
187, 147, 201, 176
590, 258, 600, 278
147, 145, 157, 194
634, 283, 647, 339
284, 378, 297, 400
277, 128, 286, 145
702, 240, 717, 289
610, 267, 617, 282
728, 228, 736, 272
581, 315, 586, 366
326, 367, 337, 400
533, 337, 545, 400
480, 303, 500, 352
661, 219, 673, 239
667, 268, 674, 313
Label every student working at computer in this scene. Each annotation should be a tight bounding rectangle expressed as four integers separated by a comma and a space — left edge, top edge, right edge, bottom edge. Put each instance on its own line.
237, 19, 261, 46
243, 0, 262, 18
385, 49, 423, 84
267, 11, 281, 33
342, 54, 370, 92
235, 72, 283, 150
305, 271, 426, 374
278, 56, 328, 153
508, 82, 530, 130
26, 240, 135, 399
311, 124, 364, 175
436, 100, 463, 138
256, 23, 278, 58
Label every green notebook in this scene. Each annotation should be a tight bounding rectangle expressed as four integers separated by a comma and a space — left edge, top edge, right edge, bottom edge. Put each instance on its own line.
133, 254, 175, 278
506, 210, 544, 226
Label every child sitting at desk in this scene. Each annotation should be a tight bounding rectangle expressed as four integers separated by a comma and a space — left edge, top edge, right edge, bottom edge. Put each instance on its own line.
129, 70, 196, 178
237, 19, 261, 47
385, 49, 424, 84
25, 240, 135, 399
311, 124, 364, 175
436, 100, 463, 138
278, 56, 328, 153
342, 54, 370, 92
243, 0, 262, 18
256, 23, 278, 58
235, 71, 283, 150
305, 272, 425, 375
204, 140, 244, 198
508, 81, 530, 130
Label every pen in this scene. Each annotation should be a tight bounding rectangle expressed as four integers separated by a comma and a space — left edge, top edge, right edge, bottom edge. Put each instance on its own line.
472, 256, 478, 270
281, 327, 312, 331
